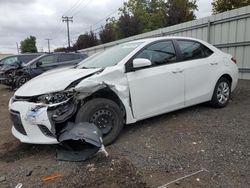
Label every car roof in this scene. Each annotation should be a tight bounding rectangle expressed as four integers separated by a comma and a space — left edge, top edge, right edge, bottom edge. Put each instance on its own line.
126, 36, 205, 44
125, 36, 220, 53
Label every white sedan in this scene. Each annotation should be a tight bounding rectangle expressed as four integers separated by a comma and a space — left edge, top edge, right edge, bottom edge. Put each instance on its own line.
9, 37, 238, 145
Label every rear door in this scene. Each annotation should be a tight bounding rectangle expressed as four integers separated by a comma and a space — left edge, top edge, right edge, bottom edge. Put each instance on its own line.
58, 54, 81, 67
174, 39, 217, 106
30, 54, 59, 77
126, 40, 185, 120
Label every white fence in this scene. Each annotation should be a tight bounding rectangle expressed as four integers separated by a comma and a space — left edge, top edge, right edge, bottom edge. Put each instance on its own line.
80, 6, 250, 79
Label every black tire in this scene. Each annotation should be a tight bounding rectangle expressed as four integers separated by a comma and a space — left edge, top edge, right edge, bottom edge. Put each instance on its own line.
210, 77, 231, 108
15, 75, 30, 89
75, 98, 124, 145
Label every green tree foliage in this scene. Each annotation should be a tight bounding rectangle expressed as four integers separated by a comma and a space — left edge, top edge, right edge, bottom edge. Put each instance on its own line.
54, 47, 67, 52
73, 31, 98, 50
99, 21, 117, 43
118, 0, 167, 34
112, 0, 197, 38
212, 0, 250, 14
70, 0, 198, 50
20, 36, 38, 53
166, 0, 197, 26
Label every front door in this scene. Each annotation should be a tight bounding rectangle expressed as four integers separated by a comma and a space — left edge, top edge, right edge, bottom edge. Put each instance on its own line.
126, 40, 185, 120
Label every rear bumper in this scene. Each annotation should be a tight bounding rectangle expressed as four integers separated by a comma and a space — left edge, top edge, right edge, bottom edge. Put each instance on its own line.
231, 66, 239, 92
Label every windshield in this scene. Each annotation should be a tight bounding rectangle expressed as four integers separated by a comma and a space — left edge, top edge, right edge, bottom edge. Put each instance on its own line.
0, 56, 18, 65
77, 42, 143, 69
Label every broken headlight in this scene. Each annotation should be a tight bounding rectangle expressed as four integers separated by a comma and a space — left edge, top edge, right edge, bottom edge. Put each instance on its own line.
37, 92, 74, 104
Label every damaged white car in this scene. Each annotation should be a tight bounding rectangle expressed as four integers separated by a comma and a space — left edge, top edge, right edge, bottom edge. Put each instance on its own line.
9, 37, 238, 145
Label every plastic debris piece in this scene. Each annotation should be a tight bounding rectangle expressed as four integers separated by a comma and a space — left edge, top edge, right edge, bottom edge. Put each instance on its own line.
26, 171, 33, 177
15, 183, 23, 188
57, 122, 108, 161
40, 173, 62, 182
88, 167, 96, 172
0, 176, 6, 182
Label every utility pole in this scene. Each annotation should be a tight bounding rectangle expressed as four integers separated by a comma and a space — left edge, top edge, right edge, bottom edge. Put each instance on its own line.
45, 38, 52, 52
16, 42, 19, 54
62, 16, 73, 48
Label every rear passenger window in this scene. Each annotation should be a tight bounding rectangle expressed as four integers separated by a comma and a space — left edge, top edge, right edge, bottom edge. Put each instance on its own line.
202, 45, 214, 57
58, 54, 75, 62
177, 40, 213, 60
39, 55, 58, 65
136, 41, 177, 66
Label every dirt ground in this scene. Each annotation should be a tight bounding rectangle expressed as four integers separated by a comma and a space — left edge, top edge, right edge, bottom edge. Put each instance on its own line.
0, 80, 249, 188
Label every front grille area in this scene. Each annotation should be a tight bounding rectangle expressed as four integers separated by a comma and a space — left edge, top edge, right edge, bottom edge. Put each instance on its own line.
13, 96, 33, 103
10, 110, 27, 135
37, 124, 55, 138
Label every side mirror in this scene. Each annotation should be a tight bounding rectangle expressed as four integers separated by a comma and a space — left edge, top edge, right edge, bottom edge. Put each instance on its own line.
132, 58, 152, 69
36, 61, 42, 67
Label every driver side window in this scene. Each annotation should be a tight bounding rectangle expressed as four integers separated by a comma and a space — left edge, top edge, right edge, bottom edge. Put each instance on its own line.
135, 41, 177, 66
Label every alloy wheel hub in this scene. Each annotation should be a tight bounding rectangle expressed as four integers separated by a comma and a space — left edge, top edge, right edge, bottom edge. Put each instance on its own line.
217, 81, 230, 104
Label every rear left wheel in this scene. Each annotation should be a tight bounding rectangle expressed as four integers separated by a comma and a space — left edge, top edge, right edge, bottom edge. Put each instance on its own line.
210, 77, 231, 108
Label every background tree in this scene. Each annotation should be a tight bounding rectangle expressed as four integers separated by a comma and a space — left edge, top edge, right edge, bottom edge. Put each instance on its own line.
212, 0, 250, 14
116, 12, 141, 38
116, 0, 167, 36
99, 20, 116, 43
166, 0, 197, 26
73, 31, 98, 50
20, 36, 38, 53
56, 0, 198, 50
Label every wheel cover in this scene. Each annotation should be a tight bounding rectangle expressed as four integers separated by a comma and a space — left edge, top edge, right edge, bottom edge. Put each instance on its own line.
89, 108, 114, 135
217, 81, 230, 104
18, 77, 28, 87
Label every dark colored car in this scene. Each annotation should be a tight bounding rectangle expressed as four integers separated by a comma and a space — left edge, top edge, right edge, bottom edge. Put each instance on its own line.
0, 54, 43, 85
13, 52, 88, 88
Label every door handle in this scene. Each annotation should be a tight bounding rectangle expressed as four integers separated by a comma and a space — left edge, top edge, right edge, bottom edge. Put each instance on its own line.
210, 62, 218, 65
172, 69, 184, 73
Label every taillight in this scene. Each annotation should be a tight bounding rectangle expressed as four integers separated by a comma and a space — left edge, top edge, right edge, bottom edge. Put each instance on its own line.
231, 57, 237, 64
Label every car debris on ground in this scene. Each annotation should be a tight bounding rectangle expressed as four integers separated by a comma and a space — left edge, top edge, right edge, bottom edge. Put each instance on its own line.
40, 173, 62, 182
57, 122, 108, 161
0, 176, 6, 182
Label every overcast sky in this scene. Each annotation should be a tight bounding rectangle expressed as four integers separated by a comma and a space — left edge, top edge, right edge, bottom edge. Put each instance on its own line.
0, 0, 212, 54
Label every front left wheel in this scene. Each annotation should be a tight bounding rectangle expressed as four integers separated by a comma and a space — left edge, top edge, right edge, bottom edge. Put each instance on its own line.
15, 75, 30, 89
75, 98, 124, 145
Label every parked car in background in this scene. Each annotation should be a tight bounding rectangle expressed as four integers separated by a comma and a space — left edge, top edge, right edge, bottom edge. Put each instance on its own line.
9, 37, 238, 146
0, 54, 42, 85
4, 52, 87, 89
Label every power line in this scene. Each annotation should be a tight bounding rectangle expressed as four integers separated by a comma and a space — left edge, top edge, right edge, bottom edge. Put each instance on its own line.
62, 16, 73, 48
62, 0, 83, 16
72, 0, 92, 17
72, 6, 121, 39
48, 0, 86, 45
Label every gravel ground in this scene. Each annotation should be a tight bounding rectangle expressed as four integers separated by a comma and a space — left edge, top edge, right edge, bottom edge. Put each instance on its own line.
0, 80, 249, 188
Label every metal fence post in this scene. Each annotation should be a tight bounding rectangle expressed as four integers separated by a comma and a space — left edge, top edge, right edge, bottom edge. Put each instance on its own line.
207, 20, 211, 43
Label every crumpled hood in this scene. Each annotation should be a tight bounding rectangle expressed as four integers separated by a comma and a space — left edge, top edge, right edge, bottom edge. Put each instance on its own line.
0, 63, 19, 72
15, 67, 101, 97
